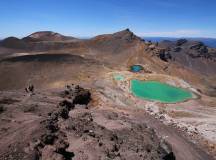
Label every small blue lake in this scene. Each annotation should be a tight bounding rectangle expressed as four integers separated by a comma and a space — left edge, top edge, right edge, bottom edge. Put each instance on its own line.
130, 65, 143, 72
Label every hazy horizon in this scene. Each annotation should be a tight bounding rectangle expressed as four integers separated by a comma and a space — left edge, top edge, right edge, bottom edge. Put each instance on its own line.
1, 30, 216, 40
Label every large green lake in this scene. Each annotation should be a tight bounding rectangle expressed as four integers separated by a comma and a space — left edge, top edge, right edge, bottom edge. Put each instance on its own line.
130, 80, 193, 103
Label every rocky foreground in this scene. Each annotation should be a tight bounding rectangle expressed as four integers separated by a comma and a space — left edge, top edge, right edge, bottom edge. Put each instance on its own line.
0, 84, 214, 160
0, 85, 178, 160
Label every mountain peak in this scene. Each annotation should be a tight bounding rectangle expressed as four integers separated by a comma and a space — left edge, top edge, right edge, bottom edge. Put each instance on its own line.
114, 28, 133, 35
28, 31, 60, 39
122, 28, 131, 33
23, 31, 75, 42
112, 29, 141, 41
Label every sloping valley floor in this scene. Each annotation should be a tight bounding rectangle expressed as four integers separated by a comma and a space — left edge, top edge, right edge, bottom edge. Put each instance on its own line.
0, 69, 216, 160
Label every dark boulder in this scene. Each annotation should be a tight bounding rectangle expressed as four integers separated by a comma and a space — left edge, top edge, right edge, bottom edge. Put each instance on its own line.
73, 88, 91, 105
62, 85, 91, 105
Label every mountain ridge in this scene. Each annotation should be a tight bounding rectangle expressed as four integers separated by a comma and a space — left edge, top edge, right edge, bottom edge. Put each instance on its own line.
144, 37, 216, 48
0, 29, 215, 77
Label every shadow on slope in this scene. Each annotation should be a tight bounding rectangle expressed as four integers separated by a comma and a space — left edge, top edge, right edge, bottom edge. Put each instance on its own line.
1, 53, 87, 63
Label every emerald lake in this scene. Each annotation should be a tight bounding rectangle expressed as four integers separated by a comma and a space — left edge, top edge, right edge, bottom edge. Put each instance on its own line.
130, 80, 193, 103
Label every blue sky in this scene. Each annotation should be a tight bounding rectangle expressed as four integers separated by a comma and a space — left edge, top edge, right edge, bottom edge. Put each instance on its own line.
0, 0, 216, 38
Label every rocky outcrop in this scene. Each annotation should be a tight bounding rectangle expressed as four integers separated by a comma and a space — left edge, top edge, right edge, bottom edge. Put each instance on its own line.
62, 84, 91, 105
152, 48, 172, 62
160, 39, 215, 60
158, 49, 172, 62
187, 42, 209, 58
158, 39, 216, 75
32, 85, 91, 160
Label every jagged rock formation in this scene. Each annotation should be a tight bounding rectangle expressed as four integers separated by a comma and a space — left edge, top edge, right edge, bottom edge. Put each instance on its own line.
152, 48, 172, 62
158, 39, 216, 75
34, 85, 91, 160
159, 39, 216, 61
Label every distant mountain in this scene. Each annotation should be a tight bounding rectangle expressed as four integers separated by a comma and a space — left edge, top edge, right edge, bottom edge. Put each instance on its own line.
143, 37, 216, 48
0, 31, 79, 50
22, 31, 77, 42
0, 37, 27, 49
